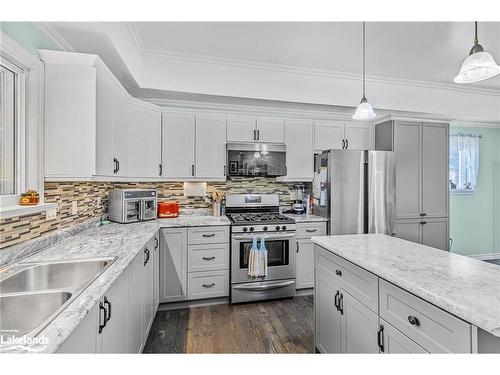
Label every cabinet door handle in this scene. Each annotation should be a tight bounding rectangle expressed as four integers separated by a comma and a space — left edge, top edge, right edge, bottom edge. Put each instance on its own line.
257, 129, 260, 140
224, 165, 226, 176
408, 316, 420, 326
338, 293, 344, 315
377, 324, 385, 352
420, 213, 427, 217
296, 242, 299, 253
202, 283, 215, 288
253, 129, 256, 140
104, 296, 112, 322
202, 256, 215, 261
202, 233, 215, 238
144, 248, 150, 265
159, 163, 162, 176
116, 158, 120, 173
341, 139, 345, 149
191, 164, 195, 176
113, 158, 118, 174
154, 237, 159, 250
334, 290, 340, 310
420, 221, 427, 225
305, 229, 317, 233
346, 139, 349, 149
335, 269, 342, 277
98, 301, 107, 334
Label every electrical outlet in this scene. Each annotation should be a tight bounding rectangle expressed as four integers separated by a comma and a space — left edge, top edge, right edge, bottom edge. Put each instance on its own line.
46, 206, 57, 221
71, 201, 78, 216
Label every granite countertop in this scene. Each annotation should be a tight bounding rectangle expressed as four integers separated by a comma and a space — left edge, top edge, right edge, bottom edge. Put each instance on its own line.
0, 214, 230, 353
311, 233, 500, 338
282, 213, 328, 223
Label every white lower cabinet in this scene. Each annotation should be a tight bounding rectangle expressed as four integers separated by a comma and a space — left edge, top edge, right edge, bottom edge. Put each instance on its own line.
160, 227, 188, 303
296, 222, 326, 289
315, 244, 473, 354
58, 232, 158, 353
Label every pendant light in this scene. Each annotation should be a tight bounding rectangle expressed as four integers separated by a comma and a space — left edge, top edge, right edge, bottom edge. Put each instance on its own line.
454, 22, 500, 84
353, 22, 376, 120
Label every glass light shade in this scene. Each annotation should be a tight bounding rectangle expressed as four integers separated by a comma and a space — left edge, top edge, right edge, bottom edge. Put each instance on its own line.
454, 51, 500, 83
352, 99, 376, 120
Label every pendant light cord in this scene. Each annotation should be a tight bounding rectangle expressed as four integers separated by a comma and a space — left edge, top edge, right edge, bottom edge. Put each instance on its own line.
362, 21, 366, 99
474, 21, 478, 45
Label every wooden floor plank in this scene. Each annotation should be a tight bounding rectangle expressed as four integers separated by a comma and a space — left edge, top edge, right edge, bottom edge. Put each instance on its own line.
143, 295, 314, 354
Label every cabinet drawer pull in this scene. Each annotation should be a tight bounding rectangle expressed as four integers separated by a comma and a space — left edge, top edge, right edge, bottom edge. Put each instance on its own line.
377, 324, 385, 352
202, 233, 216, 238
408, 315, 420, 326
335, 269, 342, 277
305, 229, 317, 233
202, 256, 216, 261
202, 283, 215, 288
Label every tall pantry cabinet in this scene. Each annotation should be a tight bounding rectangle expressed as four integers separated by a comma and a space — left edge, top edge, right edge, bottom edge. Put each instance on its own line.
375, 119, 449, 250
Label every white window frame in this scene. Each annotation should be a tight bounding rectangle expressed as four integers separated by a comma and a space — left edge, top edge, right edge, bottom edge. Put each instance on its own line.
449, 133, 480, 194
0, 32, 56, 218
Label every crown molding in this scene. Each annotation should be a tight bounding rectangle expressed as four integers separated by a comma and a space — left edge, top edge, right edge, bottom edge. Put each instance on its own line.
125, 22, 145, 56
141, 47, 500, 97
31, 23, 75, 52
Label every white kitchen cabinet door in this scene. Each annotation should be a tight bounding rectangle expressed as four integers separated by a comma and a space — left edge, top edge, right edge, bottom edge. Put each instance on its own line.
112, 93, 129, 176
314, 120, 345, 151
284, 119, 314, 181
344, 122, 372, 150
128, 251, 144, 353
57, 304, 98, 353
127, 101, 162, 178
160, 228, 188, 303
226, 115, 256, 142
95, 75, 115, 176
315, 268, 342, 353
296, 239, 314, 289
340, 290, 380, 353
142, 245, 155, 339
162, 112, 195, 178
394, 220, 421, 244
256, 118, 285, 143
195, 114, 226, 178
97, 265, 130, 353
421, 218, 449, 251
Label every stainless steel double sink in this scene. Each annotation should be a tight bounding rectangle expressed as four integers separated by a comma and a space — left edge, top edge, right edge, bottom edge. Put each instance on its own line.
0, 257, 116, 338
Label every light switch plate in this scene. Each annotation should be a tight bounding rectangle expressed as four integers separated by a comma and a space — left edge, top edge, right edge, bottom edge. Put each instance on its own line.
46, 206, 57, 221
71, 201, 78, 215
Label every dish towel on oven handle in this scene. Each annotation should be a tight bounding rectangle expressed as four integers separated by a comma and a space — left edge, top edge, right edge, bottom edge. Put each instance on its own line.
248, 236, 259, 278
259, 236, 268, 277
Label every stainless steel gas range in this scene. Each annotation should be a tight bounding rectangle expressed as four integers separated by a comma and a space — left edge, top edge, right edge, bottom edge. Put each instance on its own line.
226, 194, 296, 303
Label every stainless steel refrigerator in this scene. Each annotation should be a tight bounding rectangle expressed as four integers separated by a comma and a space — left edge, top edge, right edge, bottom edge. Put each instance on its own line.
312, 150, 396, 235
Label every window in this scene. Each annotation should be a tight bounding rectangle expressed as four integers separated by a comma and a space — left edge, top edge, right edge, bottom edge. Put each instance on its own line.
1, 58, 24, 196
449, 133, 481, 193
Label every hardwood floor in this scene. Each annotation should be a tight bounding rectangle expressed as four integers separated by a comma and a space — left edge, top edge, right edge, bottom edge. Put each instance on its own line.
143, 295, 314, 353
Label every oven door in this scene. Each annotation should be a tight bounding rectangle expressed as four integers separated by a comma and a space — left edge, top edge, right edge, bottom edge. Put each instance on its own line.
231, 232, 296, 284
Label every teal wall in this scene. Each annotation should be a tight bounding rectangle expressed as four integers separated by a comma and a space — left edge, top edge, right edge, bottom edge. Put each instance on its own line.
450, 125, 500, 256
0, 22, 57, 55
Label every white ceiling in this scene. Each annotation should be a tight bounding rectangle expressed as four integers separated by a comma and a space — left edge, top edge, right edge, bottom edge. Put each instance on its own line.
132, 21, 500, 89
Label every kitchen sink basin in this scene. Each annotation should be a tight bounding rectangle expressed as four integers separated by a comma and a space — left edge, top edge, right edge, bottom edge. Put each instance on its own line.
0, 258, 114, 294
0, 290, 73, 337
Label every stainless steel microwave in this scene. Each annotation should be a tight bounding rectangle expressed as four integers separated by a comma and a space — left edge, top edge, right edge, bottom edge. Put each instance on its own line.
226, 143, 286, 177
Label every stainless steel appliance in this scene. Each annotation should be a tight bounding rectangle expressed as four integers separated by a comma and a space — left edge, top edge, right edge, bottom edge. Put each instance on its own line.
227, 143, 286, 177
226, 194, 296, 303
108, 189, 157, 223
312, 150, 396, 235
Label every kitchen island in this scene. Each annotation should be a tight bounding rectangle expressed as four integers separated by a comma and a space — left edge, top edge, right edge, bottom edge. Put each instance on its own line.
311, 234, 500, 353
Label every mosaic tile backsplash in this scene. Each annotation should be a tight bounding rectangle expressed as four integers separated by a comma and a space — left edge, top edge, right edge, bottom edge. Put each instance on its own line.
0, 178, 301, 250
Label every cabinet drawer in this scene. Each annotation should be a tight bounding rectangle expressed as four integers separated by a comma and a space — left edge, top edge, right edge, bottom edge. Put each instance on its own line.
379, 279, 471, 353
381, 319, 428, 354
188, 243, 229, 272
187, 270, 229, 300
188, 226, 229, 245
316, 246, 378, 312
296, 222, 327, 239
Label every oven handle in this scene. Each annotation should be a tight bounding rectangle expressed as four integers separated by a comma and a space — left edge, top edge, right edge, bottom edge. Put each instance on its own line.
232, 280, 296, 291
232, 233, 296, 241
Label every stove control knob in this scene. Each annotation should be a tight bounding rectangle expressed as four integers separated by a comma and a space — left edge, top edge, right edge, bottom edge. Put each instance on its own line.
249, 227, 254, 232
243, 227, 248, 232
282, 226, 287, 231
263, 226, 268, 231
275, 226, 281, 231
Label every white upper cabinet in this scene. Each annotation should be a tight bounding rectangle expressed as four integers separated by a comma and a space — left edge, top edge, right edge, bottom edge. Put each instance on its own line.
127, 100, 162, 178
162, 112, 195, 178
195, 114, 227, 179
256, 118, 285, 143
284, 119, 314, 181
111, 93, 129, 177
314, 120, 373, 152
314, 121, 345, 151
226, 116, 256, 142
